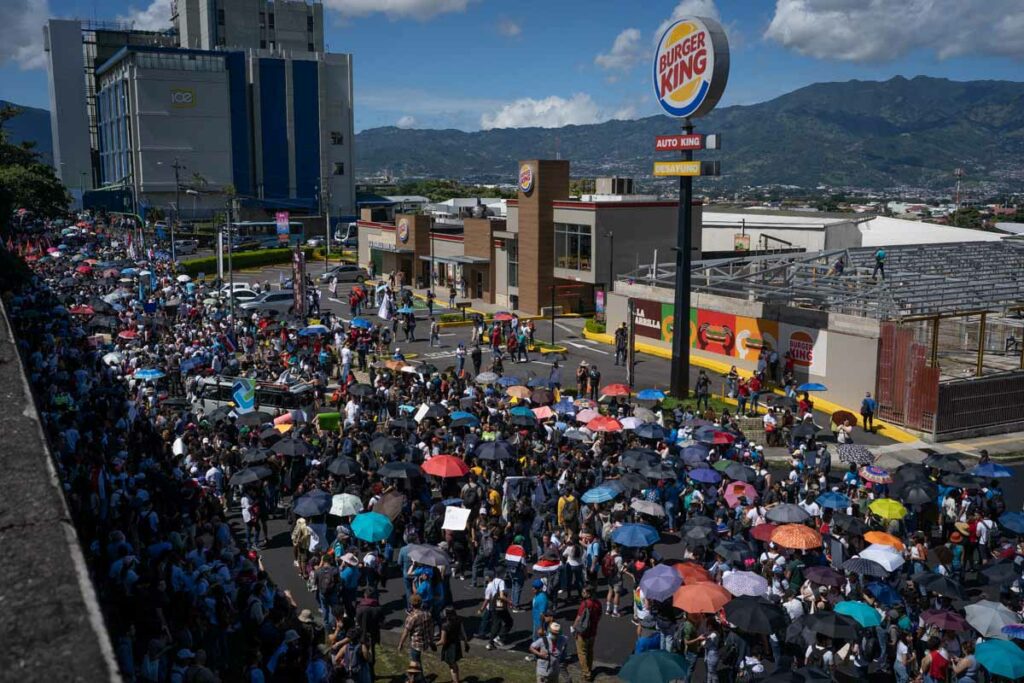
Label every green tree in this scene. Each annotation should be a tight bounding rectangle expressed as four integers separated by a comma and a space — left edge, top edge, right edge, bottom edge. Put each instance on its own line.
950, 207, 985, 230
0, 105, 69, 224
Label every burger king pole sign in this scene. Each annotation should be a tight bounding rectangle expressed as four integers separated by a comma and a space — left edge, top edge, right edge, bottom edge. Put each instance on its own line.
654, 15, 729, 399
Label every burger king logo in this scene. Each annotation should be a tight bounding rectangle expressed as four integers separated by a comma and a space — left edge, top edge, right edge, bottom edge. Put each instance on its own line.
788, 330, 815, 367
398, 218, 410, 244
519, 164, 535, 194
653, 17, 729, 119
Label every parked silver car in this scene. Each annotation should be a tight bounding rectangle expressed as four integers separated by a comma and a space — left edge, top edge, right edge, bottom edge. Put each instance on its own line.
239, 291, 295, 315
317, 264, 368, 284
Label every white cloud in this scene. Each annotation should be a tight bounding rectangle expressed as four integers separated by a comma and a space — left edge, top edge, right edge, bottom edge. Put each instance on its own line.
765, 0, 1024, 62
480, 93, 642, 130
396, 115, 417, 128
324, 0, 474, 21
0, 0, 50, 70
595, 28, 643, 73
497, 18, 522, 37
655, 0, 721, 42
117, 0, 173, 31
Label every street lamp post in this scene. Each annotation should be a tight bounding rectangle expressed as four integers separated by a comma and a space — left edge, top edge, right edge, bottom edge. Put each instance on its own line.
606, 230, 615, 300
226, 198, 235, 319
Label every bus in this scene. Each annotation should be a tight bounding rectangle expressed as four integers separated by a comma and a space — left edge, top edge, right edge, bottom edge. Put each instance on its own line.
193, 376, 318, 416
229, 220, 305, 249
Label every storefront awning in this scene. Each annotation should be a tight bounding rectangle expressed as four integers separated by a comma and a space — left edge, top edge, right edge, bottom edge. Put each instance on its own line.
417, 255, 491, 265
370, 245, 414, 254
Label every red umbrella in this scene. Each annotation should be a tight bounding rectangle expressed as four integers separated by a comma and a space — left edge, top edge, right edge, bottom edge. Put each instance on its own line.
601, 383, 631, 397
69, 305, 95, 316
750, 523, 779, 543
421, 454, 470, 479
587, 416, 623, 432
493, 312, 513, 322
921, 609, 968, 631
75, 265, 93, 275
712, 431, 737, 445
117, 330, 138, 340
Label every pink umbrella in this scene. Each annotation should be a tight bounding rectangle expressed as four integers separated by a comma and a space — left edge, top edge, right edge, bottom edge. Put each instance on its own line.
724, 481, 759, 508
532, 406, 555, 420
576, 408, 600, 423
46, 247, 59, 254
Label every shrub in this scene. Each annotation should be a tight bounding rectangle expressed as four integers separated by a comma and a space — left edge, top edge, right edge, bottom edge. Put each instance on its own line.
181, 247, 314, 277
584, 318, 606, 334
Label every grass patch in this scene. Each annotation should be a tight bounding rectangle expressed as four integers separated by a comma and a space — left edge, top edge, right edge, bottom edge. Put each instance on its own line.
584, 318, 606, 335
373, 643, 537, 683
660, 395, 736, 414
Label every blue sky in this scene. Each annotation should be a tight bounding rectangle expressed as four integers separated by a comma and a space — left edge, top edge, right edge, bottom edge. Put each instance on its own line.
2, 0, 1023, 131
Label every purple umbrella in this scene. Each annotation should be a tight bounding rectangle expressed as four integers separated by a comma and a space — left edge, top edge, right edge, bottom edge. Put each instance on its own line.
639, 564, 683, 602
723, 571, 769, 597
805, 565, 845, 587
689, 467, 722, 484
681, 444, 710, 466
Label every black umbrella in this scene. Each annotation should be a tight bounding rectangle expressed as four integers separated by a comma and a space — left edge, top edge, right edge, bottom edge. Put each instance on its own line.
922, 452, 965, 473
88, 315, 118, 329
510, 414, 538, 428
475, 441, 514, 461
378, 461, 423, 479
458, 397, 477, 410
207, 405, 234, 422
87, 297, 115, 314
804, 566, 845, 587
831, 513, 868, 536
894, 480, 938, 505
724, 596, 787, 635
635, 423, 667, 441
981, 560, 1019, 586
241, 447, 271, 465
293, 491, 332, 517
421, 403, 448, 420
640, 463, 677, 480
621, 449, 660, 469
842, 557, 888, 578
371, 436, 403, 457
236, 411, 273, 428
259, 427, 282, 444
451, 416, 477, 428
766, 504, 811, 524
683, 515, 717, 529
408, 544, 452, 568
912, 572, 964, 599
791, 422, 820, 440
714, 539, 756, 564
941, 472, 985, 489
617, 472, 649, 492
785, 614, 820, 646
228, 466, 272, 487
680, 524, 716, 546
892, 463, 930, 484
327, 457, 359, 477
723, 461, 757, 483
272, 437, 311, 458
349, 383, 374, 398
805, 611, 861, 641
390, 417, 417, 431
836, 444, 874, 465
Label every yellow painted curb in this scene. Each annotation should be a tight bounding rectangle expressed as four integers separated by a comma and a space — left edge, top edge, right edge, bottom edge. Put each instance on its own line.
581, 328, 917, 443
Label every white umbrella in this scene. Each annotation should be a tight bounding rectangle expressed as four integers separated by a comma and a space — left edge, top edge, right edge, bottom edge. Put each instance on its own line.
965, 600, 1020, 639
176, 274, 192, 283
330, 493, 364, 517
102, 352, 123, 366
722, 570, 769, 597
857, 543, 904, 572
620, 416, 644, 430
630, 499, 666, 517
138, 269, 152, 277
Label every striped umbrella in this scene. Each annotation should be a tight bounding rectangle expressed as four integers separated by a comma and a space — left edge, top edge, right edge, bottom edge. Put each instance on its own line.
859, 465, 892, 484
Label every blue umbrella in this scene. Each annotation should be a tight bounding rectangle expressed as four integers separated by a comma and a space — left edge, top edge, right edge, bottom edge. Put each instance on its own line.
1000, 511, 1024, 535
611, 523, 660, 548
816, 491, 851, 510
510, 406, 534, 417
635, 423, 667, 441
397, 306, 416, 314
582, 484, 621, 504
836, 600, 882, 627
350, 317, 373, 330
351, 511, 393, 542
134, 368, 165, 381
976, 639, 1024, 680
681, 444, 710, 466
639, 564, 682, 601
637, 388, 666, 401
450, 410, 478, 424
293, 491, 332, 518
497, 376, 522, 387
865, 582, 903, 606
971, 462, 1012, 478
553, 398, 576, 415
299, 325, 330, 337
797, 382, 828, 392
121, 267, 139, 276
527, 377, 549, 388
689, 467, 722, 484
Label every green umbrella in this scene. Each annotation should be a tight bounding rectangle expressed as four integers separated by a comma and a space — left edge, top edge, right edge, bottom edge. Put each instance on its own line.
619, 650, 690, 683
976, 639, 1024, 680
713, 460, 732, 472
510, 405, 534, 417
835, 600, 882, 627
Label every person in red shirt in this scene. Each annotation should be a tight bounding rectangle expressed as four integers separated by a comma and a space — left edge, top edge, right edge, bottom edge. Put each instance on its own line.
572, 586, 602, 683
749, 375, 763, 414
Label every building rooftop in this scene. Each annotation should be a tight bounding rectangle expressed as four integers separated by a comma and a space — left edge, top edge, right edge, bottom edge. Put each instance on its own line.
858, 215, 1005, 247
620, 240, 1024, 321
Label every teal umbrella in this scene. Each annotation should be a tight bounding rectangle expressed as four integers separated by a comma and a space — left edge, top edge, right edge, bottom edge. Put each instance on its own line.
835, 600, 882, 627
976, 639, 1024, 680
351, 511, 393, 543
510, 405, 534, 417
619, 650, 690, 683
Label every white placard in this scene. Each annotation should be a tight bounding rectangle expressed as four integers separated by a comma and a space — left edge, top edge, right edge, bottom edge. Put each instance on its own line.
441, 506, 470, 532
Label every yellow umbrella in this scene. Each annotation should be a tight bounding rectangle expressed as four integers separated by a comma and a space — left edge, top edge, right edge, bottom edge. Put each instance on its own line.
275, 423, 293, 434
869, 498, 907, 520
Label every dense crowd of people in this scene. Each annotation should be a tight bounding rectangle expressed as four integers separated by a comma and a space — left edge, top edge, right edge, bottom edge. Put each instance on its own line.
5, 216, 1024, 683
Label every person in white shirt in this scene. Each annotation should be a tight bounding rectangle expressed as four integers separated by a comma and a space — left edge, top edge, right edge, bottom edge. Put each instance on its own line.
344, 398, 359, 427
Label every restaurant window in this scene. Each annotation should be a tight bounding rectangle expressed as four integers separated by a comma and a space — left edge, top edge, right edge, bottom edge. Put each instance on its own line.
507, 239, 518, 287
330, 131, 343, 145
554, 223, 592, 271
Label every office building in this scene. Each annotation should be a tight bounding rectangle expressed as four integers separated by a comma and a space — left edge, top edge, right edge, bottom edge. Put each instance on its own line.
44, 0, 354, 221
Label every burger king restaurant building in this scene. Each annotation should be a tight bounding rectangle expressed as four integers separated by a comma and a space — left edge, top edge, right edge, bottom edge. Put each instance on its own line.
356, 159, 702, 314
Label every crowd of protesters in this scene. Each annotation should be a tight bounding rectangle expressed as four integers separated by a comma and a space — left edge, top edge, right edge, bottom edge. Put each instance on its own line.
5, 215, 1024, 683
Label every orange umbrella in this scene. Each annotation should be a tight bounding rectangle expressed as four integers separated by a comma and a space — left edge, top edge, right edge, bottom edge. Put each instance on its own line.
864, 531, 905, 552
384, 359, 405, 371
601, 383, 631, 397
771, 524, 822, 550
672, 583, 731, 613
506, 386, 531, 399
672, 561, 712, 584
421, 454, 470, 479
587, 416, 623, 432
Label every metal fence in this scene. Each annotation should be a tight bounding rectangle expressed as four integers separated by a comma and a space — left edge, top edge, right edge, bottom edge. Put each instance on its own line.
935, 371, 1024, 436
875, 322, 939, 433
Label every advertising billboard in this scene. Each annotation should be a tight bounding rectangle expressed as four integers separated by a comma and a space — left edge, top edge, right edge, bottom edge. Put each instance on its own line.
276, 211, 290, 244
632, 298, 664, 340
653, 16, 730, 119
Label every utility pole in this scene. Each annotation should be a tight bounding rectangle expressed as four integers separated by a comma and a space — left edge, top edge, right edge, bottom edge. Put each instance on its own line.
169, 158, 186, 263
324, 180, 331, 271
606, 230, 615, 296
670, 119, 694, 399
226, 198, 235, 318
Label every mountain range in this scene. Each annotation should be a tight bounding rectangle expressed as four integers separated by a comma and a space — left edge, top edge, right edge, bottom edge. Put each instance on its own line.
355, 76, 1024, 192
1, 100, 52, 164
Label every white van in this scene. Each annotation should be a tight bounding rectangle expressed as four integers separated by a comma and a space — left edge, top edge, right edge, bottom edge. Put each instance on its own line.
192, 376, 317, 416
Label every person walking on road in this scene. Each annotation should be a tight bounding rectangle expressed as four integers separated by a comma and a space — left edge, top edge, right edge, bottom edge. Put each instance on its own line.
614, 323, 628, 366
860, 391, 877, 432
572, 586, 602, 683
529, 622, 570, 683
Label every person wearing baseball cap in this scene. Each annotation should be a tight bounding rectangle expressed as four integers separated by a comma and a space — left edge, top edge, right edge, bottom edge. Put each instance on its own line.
531, 578, 550, 640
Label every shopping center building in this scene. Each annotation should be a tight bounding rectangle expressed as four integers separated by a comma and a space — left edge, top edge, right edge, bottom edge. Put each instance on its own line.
357, 160, 701, 314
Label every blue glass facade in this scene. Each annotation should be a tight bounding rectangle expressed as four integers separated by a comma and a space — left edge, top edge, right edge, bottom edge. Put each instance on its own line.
258, 58, 288, 199
291, 60, 320, 201
97, 78, 132, 186
225, 52, 252, 196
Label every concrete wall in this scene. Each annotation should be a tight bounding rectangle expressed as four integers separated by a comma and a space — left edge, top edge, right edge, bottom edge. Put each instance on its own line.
45, 20, 94, 203
606, 282, 881, 410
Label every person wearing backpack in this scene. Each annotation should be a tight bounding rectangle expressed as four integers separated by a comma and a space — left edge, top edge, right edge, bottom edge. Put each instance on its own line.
572, 585, 602, 683
557, 489, 580, 537
333, 626, 372, 683
602, 546, 624, 617
587, 364, 601, 401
